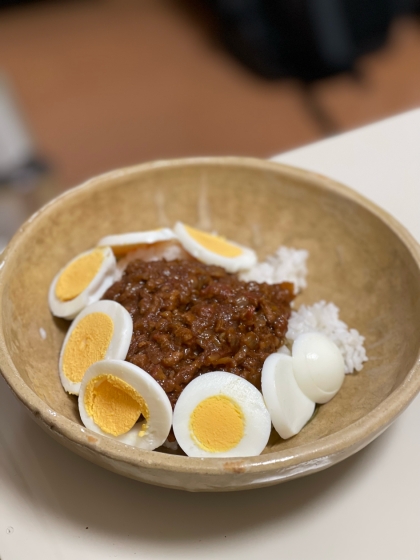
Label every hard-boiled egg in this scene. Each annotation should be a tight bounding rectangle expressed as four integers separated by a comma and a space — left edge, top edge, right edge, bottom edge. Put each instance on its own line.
292, 332, 345, 404
174, 222, 257, 273
79, 360, 172, 450
261, 353, 315, 439
49, 247, 116, 319
59, 300, 133, 395
97, 228, 176, 257
114, 239, 193, 278
173, 371, 271, 458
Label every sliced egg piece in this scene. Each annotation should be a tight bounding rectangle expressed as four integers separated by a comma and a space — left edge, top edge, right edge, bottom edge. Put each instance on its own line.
292, 332, 345, 404
115, 239, 193, 280
173, 371, 271, 458
174, 222, 257, 273
79, 360, 172, 450
49, 247, 116, 319
261, 353, 315, 439
59, 300, 133, 395
97, 228, 176, 257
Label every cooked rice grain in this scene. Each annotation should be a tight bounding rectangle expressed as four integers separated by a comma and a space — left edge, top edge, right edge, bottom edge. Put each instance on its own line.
240, 246, 308, 293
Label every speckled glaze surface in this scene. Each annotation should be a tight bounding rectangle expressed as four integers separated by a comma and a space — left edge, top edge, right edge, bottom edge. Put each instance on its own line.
1, 157, 420, 492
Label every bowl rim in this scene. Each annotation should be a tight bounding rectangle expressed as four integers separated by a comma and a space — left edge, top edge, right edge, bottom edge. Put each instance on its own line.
1, 155, 420, 477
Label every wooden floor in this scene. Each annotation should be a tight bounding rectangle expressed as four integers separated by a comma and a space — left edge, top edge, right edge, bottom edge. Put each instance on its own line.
0, 0, 420, 189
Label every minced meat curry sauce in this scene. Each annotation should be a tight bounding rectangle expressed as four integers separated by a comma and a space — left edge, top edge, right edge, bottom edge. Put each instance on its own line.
103, 259, 295, 408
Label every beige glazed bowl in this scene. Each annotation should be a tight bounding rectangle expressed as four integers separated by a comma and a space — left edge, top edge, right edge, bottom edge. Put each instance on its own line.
1, 157, 420, 492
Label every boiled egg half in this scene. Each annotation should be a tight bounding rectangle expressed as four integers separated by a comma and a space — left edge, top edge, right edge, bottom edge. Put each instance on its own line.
173, 371, 271, 458
49, 247, 116, 319
292, 332, 345, 404
174, 222, 257, 273
97, 228, 176, 257
262, 353, 315, 439
59, 300, 133, 395
79, 360, 172, 450
261, 333, 345, 440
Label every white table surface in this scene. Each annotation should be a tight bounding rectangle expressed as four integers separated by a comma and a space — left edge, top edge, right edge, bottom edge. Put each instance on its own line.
1, 110, 420, 560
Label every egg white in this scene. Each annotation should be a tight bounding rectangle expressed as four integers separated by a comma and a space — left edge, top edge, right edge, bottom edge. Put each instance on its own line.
49, 247, 117, 320
78, 360, 172, 450
292, 332, 345, 404
173, 371, 271, 458
261, 353, 315, 439
174, 222, 257, 273
97, 228, 176, 255
59, 300, 133, 395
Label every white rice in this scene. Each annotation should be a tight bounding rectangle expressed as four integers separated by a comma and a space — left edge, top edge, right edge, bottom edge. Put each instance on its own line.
286, 301, 367, 374
240, 246, 309, 294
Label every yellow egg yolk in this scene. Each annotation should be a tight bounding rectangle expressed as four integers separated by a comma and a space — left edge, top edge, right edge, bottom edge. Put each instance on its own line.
62, 312, 114, 384
184, 225, 243, 258
84, 374, 149, 436
189, 395, 245, 453
55, 248, 105, 301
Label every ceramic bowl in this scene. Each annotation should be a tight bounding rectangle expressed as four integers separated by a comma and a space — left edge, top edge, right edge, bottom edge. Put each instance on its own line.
1, 157, 420, 492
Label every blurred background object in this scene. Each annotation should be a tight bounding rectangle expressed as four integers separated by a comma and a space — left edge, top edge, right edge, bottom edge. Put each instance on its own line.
0, 0, 420, 248
0, 73, 34, 181
0, 72, 53, 252
200, 0, 420, 80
